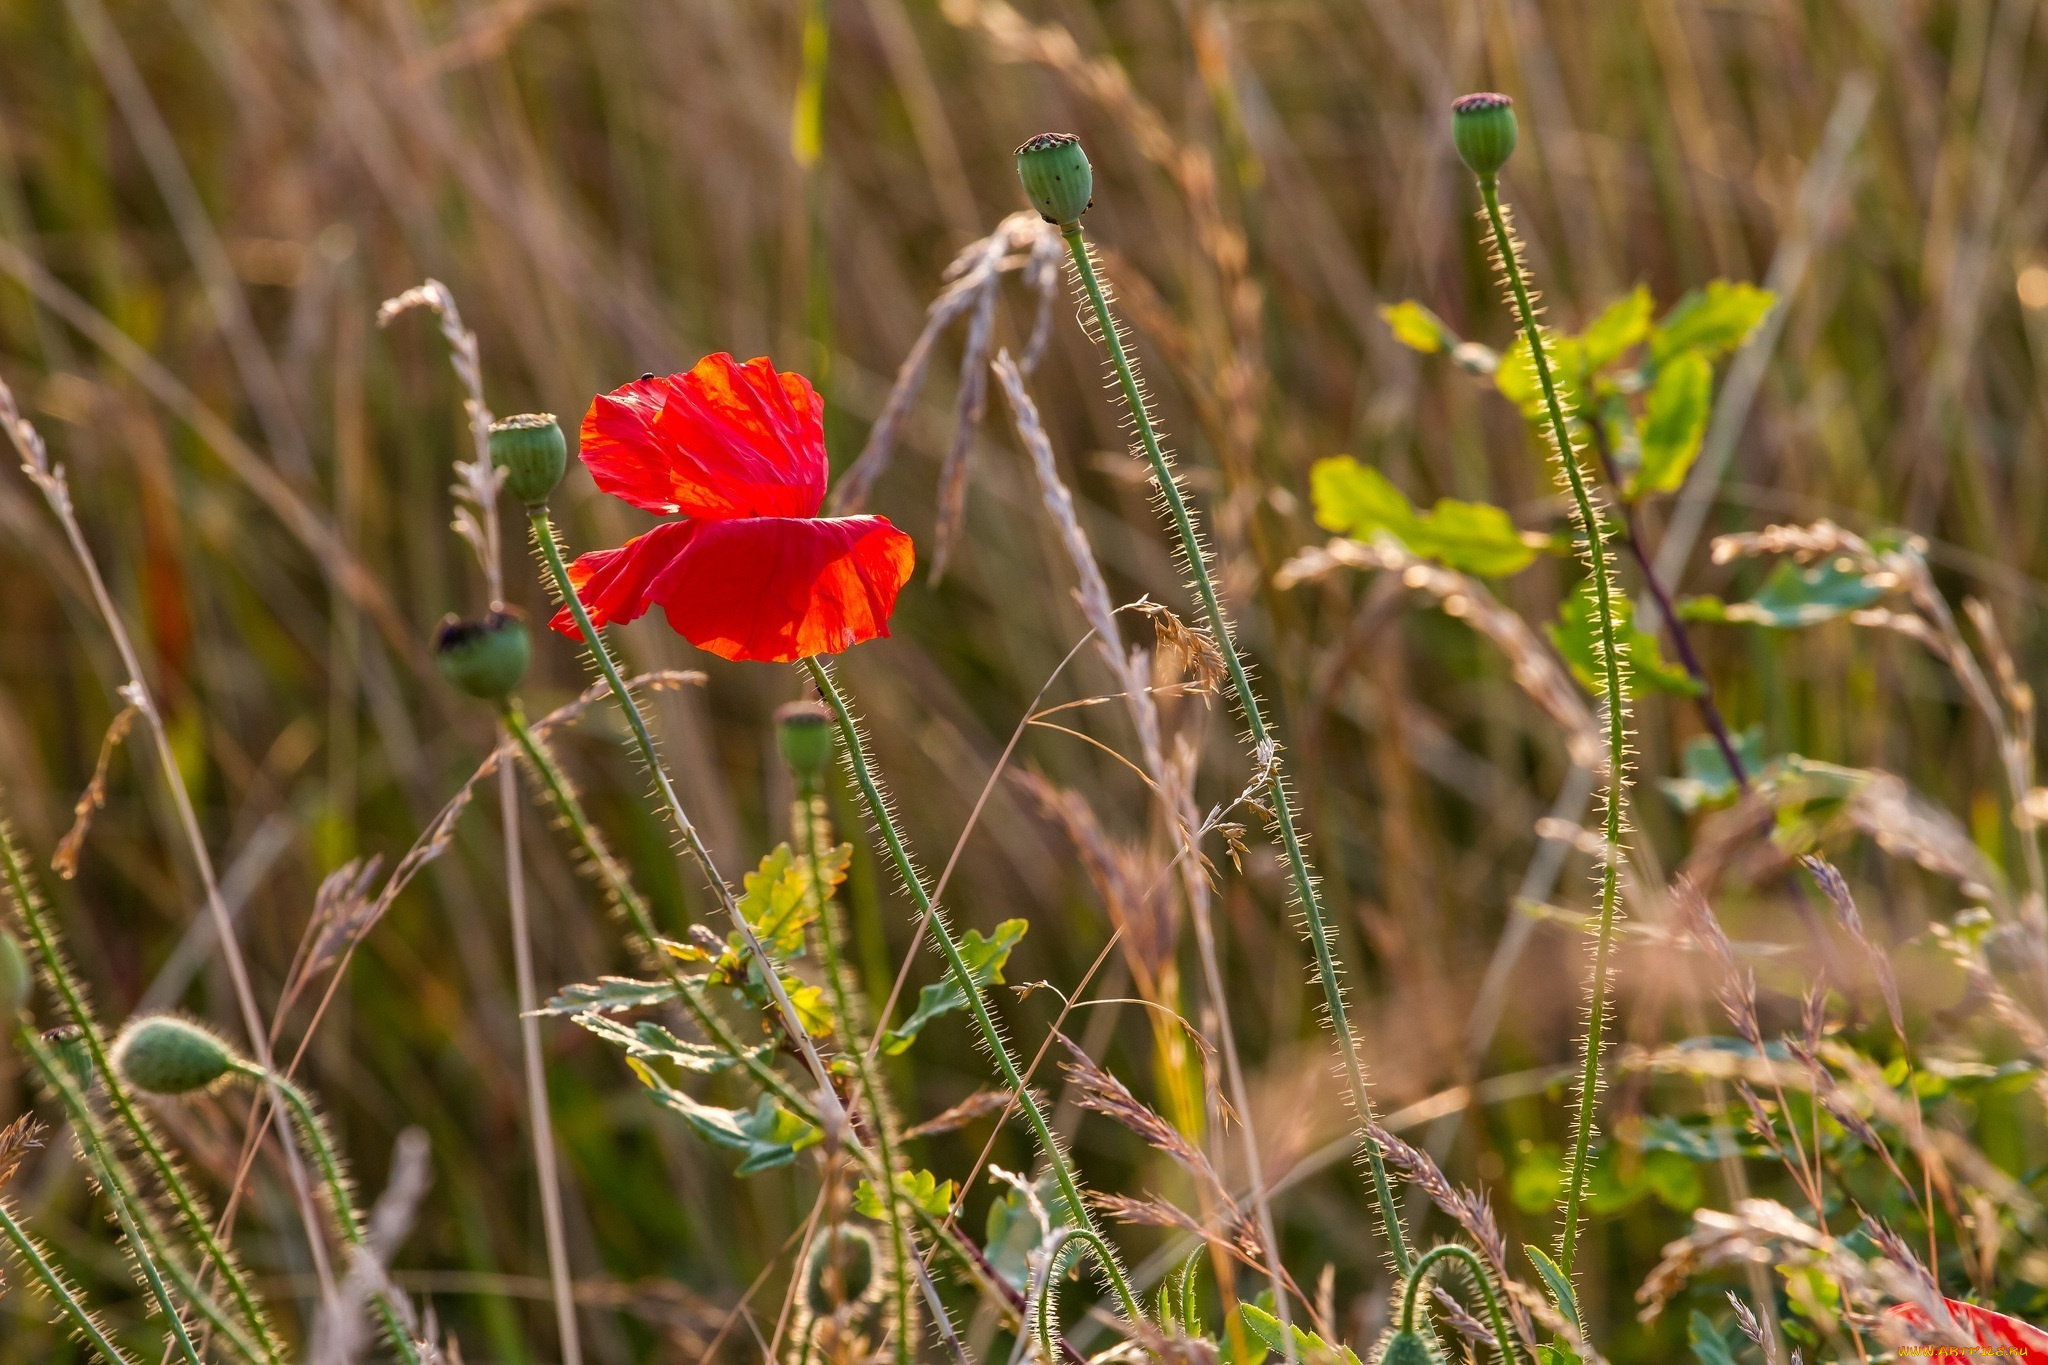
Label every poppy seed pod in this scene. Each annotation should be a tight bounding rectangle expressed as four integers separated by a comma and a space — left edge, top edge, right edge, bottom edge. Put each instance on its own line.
0, 928, 28, 1016
490, 413, 569, 508
775, 701, 835, 782
1016, 133, 1093, 228
802, 1225, 877, 1315
434, 610, 531, 701
1450, 92, 1517, 180
112, 1015, 238, 1095
1375, 1329, 1443, 1365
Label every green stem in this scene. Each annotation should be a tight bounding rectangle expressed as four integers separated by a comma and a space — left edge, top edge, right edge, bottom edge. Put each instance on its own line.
0, 814, 282, 1363
238, 1063, 422, 1365
1398, 1243, 1523, 1365
0, 1191, 138, 1364
802, 656, 1140, 1318
795, 780, 917, 1362
1475, 178, 1627, 1305
1033, 1227, 1143, 1365
21, 1028, 205, 1365
1059, 226, 1411, 1274
524, 508, 848, 1129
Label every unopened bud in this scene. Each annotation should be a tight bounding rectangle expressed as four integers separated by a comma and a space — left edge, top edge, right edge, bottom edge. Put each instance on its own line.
489, 413, 568, 508
775, 701, 835, 783
1451, 92, 1517, 180
803, 1224, 877, 1315
434, 610, 531, 701
1376, 1329, 1443, 1365
112, 1015, 238, 1095
1016, 133, 1094, 228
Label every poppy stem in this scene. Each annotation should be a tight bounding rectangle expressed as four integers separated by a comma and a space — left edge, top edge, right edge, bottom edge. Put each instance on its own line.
523, 508, 852, 1134
799, 655, 1143, 1326
1473, 174, 1628, 1307
1059, 226, 1412, 1276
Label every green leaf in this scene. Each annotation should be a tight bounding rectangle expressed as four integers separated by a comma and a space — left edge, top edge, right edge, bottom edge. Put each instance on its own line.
737, 844, 816, 960
1406, 498, 1538, 578
855, 1167, 956, 1222
1523, 1243, 1580, 1334
1661, 727, 1766, 812
642, 1082, 819, 1175
1311, 457, 1424, 542
882, 919, 1027, 1054
1536, 1348, 1584, 1365
1688, 1310, 1744, 1365
1637, 1113, 1758, 1162
1496, 332, 1586, 416
1651, 280, 1775, 363
1580, 285, 1654, 371
572, 1012, 764, 1073
1633, 351, 1712, 496
1644, 1149, 1704, 1212
1510, 1141, 1564, 1214
1724, 557, 1885, 627
1381, 300, 1455, 354
537, 977, 677, 1016
1548, 589, 1701, 698
1237, 1305, 1363, 1365
1310, 456, 1534, 577
982, 1172, 1074, 1291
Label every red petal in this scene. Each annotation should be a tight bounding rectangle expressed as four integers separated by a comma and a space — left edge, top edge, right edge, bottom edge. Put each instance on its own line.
547, 521, 698, 637
578, 355, 827, 520
642, 516, 914, 662
1887, 1301, 2048, 1358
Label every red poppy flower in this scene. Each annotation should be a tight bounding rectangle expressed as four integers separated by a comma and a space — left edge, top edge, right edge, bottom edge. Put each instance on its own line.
1888, 1299, 2048, 1359
551, 354, 914, 663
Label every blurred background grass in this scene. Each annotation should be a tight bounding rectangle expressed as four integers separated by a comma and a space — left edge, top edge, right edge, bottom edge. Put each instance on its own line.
1, 0, 2047, 1358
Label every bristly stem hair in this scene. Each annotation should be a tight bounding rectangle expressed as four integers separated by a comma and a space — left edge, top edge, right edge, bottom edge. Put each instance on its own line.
800, 654, 1144, 1322
1057, 227, 1412, 1276
1472, 174, 1630, 1303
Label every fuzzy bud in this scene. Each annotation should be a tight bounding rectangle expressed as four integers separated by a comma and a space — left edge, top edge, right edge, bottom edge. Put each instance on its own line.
775, 701, 835, 783
803, 1225, 877, 1315
0, 928, 29, 1016
1016, 133, 1094, 228
112, 1015, 238, 1095
1451, 92, 1517, 180
489, 413, 569, 508
434, 610, 531, 701
1375, 1329, 1443, 1365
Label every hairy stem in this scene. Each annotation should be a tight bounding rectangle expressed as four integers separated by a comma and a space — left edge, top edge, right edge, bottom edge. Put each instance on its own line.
1398, 1243, 1523, 1365
525, 507, 848, 1129
1476, 178, 1628, 1302
0, 807, 281, 1363
0, 1191, 138, 1364
1059, 227, 1411, 1275
801, 655, 1141, 1319
1033, 1227, 1144, 1365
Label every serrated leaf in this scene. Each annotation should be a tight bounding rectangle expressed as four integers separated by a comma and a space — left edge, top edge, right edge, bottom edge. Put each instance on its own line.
782, 975, 834, 1038
1311, 457, 1423, 543
882, 919, 1028, 1055
1661, 727, 1767, 813
856, 1167, 956, 1222
1536, 1347, 1584, 1365
1548, 589, 1700, 698
1238, 1305, 1363, 1365
1523, 1243, 1580, 1334
648, 1086, 820, 1175
537, 977, 678, 1016
1580, 284, 1653, 372
1380, 300, 1454, 354
1310, 457, 1534, 577
982, 1172, 1074, 1291
1688, 1310, 1743, 1365
1723, 557, 1885, 627
1495, 331, 1585, 416
738, 844, 815, 960
572, 1012, 764, 1073
1633, 350, 1712, 496
1652, 280, 1775, 362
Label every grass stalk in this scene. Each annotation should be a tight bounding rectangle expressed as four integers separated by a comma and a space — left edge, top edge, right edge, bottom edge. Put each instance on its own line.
1473, 176, 1630, 1301
800, 654, 1142, 1317
1057, 227, 1411, 1275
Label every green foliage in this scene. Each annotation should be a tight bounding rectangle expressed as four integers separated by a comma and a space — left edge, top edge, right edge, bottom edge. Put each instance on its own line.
1381, 300, 1455, 354
1722, 557, 1886, 626
571, 1013, 764, 1073
1238, 1304, 1364, 1365
1651, 281, 1775, 363
855, 1168, 954, 1221
661, 842, 850, 1037
880, 918, 1027, 1054
630, 1067, 820, 1175
1661, 727, 1768, 811
1634, 351, 1712, 495
981, 1171, 1073, 1291
1688, 1310, 1744, 1365
1311, 456, 1537, 577
537, 977, 679, 1016
1548, 588, 1699, 697
1523, 1243, 1580, 1334
1580, 285, 1654, 371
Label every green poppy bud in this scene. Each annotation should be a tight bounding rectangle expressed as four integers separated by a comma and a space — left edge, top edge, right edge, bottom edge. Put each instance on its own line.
112, 1015, 239, 1095
775, 701, 835, 783
1450, 92, 1517, 180
803, 1224, 877, 1315
1016, 133, 1094, 228
434, 610, 531, 701
1375, 1329, 1443, 1365
0, 928, 29, 1016
489, 413, 569, 508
